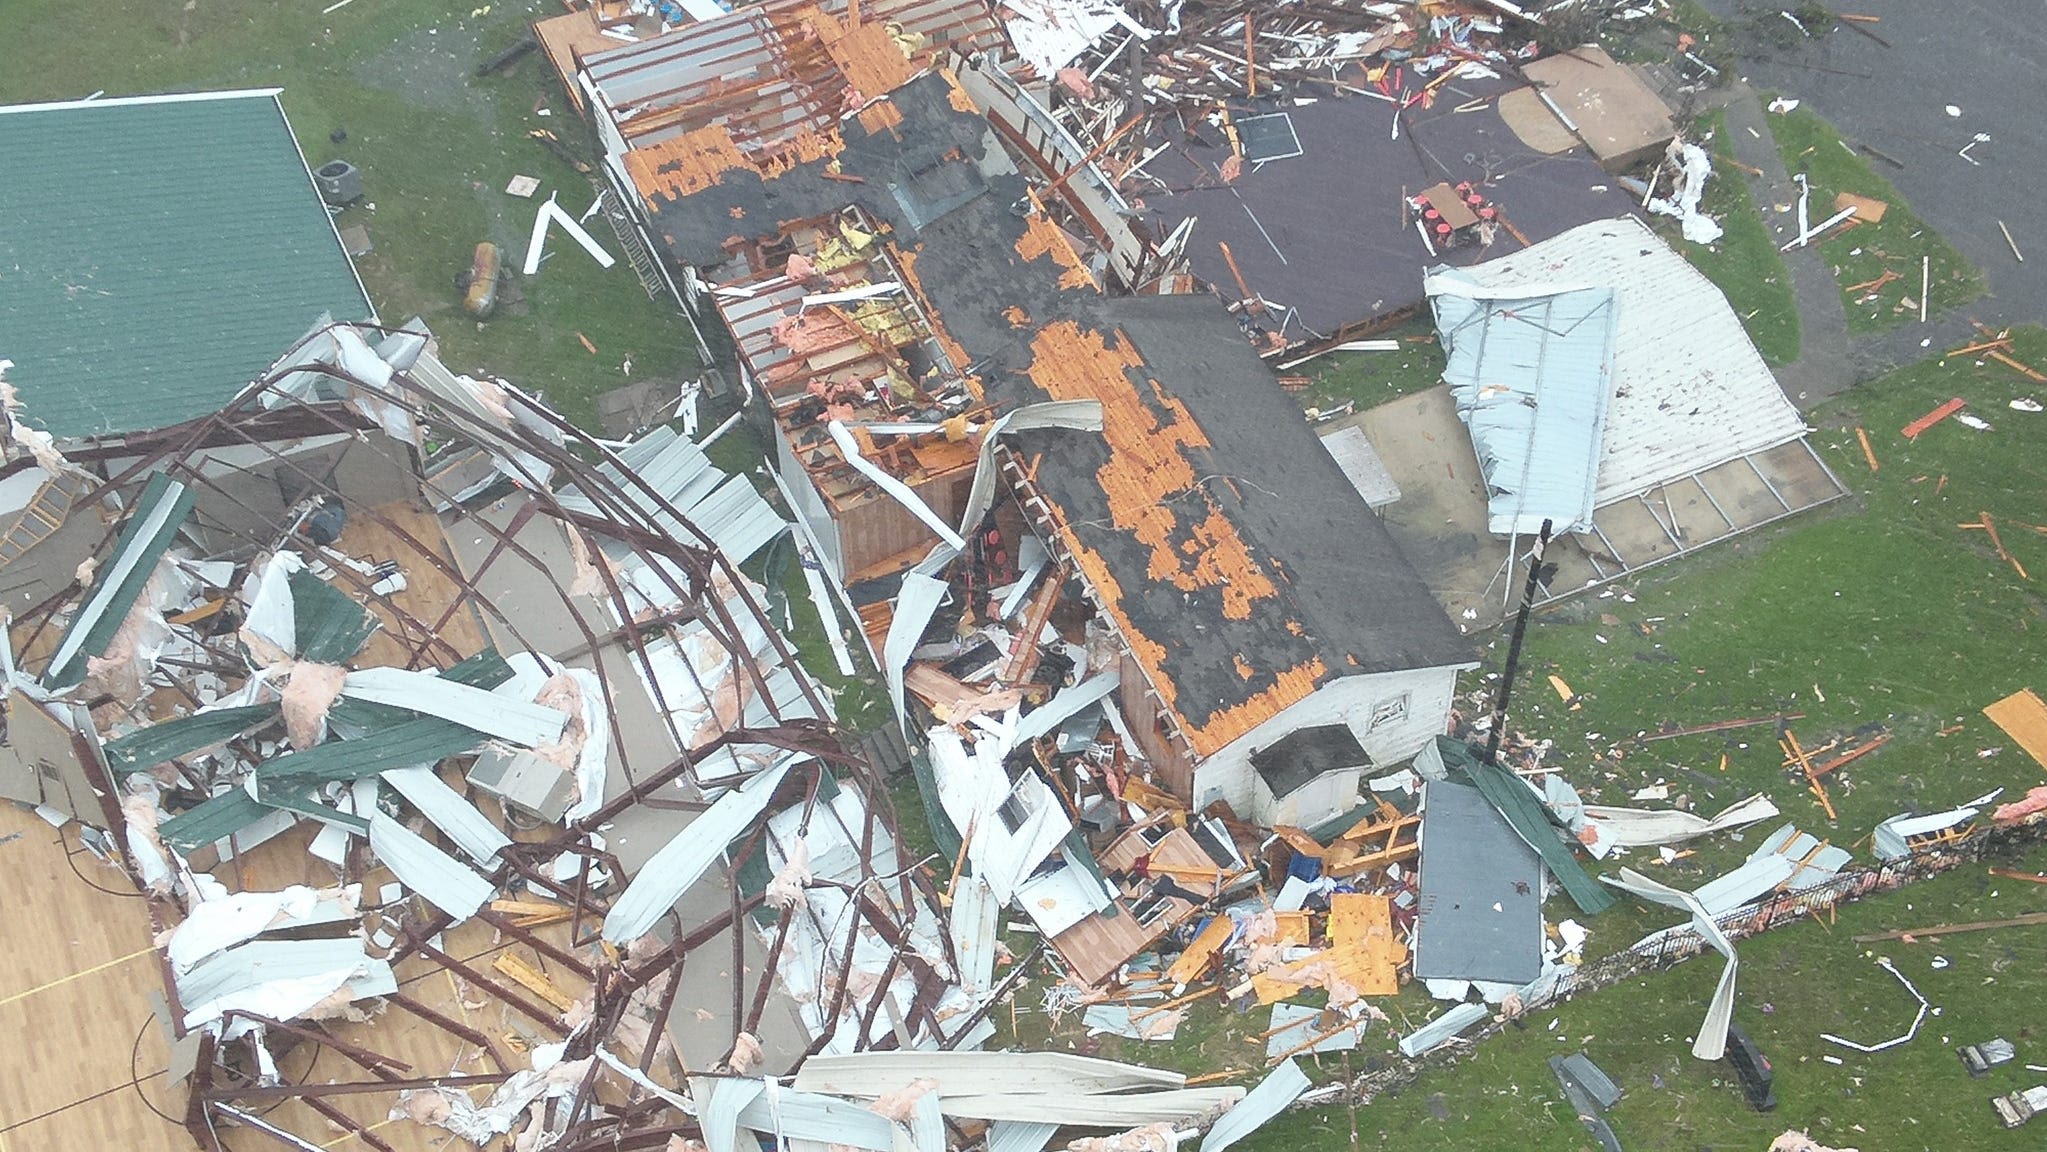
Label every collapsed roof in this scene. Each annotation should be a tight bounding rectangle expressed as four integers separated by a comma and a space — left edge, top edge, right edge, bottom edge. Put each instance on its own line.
632, 69, 1470, 756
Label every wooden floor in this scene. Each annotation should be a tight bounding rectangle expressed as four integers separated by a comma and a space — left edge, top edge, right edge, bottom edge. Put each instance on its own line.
0, 803, 190, 1151
329, 500, 490, 670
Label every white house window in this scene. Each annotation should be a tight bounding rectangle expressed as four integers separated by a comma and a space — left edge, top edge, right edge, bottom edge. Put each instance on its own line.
1368, 693, 1410, 732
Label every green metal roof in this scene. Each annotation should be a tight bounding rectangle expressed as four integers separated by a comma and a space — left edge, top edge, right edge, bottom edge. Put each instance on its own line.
102, 702, 281, 775
0, 89, 373, 439
44, 472, 196, 689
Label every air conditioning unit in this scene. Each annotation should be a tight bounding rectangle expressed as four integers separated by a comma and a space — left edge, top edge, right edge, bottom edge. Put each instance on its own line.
314, 160, 363, 206
468, 747, 575, 823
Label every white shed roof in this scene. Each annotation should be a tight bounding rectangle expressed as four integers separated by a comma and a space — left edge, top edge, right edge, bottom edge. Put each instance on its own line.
1439, 216, 1809, 507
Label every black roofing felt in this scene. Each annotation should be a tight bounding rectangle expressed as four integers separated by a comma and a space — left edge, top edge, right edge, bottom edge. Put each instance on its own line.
644, 70, 1472, 735
1136, 80, 1643, 340
1250, 723, 1369, 799
1414, 777, 1544, 985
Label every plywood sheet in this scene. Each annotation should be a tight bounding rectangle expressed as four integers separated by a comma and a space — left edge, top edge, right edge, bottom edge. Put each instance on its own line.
1985, 688, 2047, 772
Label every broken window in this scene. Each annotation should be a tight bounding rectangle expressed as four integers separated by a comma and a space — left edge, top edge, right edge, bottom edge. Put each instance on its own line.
1369, 694, 1409, 732
997, 785, 1034, 833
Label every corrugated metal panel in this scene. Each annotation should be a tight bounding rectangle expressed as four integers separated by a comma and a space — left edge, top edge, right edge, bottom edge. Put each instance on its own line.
368, 812, 495, 922
1317, 425, 1402, 509
1398, 1001, 1486, 1057
694, 1076, 766, 1152
1202, 1059, 1310, 1152
290, 567, 379, 663
559, 425, 784, 563
380, 766, 513, 866
987, 1121, 1059, 1152
730, 1082, 897, 1150
159, 786, 271, 855
1264, 1003, 1363, 1057
45, 473, 196, 689
1428, 279, 1616, 535
255, 717, 487, 785
176, 938, 396, 1028
103, 703, 280, 774
602, 756, 795, 942
948, 875, 999, 997
1432, 217, 1808, 507
339, 667, 569, 748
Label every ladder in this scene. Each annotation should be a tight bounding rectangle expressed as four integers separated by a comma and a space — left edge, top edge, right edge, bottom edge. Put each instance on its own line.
599, 186, 664, 301
0, 470, 90, 570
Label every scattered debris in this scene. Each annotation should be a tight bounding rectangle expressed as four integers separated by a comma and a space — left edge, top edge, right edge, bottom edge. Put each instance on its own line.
1821, 958, 1931, 1053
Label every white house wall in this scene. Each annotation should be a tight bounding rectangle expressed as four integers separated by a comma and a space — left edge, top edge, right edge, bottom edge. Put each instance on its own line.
1193, 665, 1462, 820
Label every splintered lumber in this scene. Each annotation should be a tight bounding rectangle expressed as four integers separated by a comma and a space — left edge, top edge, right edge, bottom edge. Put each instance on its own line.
1856, 426, 1879, 472
492, 952, 578, 1012
1987, 867, 2047, 885
1642, 712, 1805, 742
1985, 349, 2047, 382
1781, 729, 1837, 821
1962, 513, 2031, 580
1809, 732, 1890, 777
1165, 916, 1235, 988
1902, 397, 1966, 439
1852, 911, 2047, 943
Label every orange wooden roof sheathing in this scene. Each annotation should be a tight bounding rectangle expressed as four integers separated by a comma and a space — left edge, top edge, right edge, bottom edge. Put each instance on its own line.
801, 7, 918, 103
625, 126, 754, 205
1022, 320, 1322, 755
1016, 213, 1097, 291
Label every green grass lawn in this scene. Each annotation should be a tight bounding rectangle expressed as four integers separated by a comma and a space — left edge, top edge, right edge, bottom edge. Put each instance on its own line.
1498, 329, 2047, 862
983, 333, 2047, 1145
0, 0, 701, 431
1659, 110, 1801, 366
1768, 105, 1984, 333
1231, 839, 2047, 1152
1297, 316, 1448, 415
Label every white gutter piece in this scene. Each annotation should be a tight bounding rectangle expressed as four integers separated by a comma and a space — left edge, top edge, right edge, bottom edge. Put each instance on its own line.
340, 666, 569, 747
544, 197, 617, 268
380, 765, 513, 866
602, 756, 795, 943
1397, 1001, 1487, 1057
792, 1051, 1187, 1098
369, 813, 495, 923
1203, 1059, 1311, 1152
524, 193, 558, 275
829, 421, 968, 552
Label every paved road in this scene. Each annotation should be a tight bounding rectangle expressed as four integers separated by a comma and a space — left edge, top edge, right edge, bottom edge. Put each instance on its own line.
1678, 0, 2047, 403
1705, 0, 2046, 338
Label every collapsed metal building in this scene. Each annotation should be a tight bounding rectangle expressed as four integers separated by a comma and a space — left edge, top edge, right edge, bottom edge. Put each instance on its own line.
0, 321, 1273, 1150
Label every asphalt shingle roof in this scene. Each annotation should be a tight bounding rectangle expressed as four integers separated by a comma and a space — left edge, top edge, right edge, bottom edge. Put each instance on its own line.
0, 90, 373, 438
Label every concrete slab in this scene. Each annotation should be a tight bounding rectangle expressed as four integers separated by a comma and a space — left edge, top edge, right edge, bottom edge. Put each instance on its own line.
1352, 385, 1847, 625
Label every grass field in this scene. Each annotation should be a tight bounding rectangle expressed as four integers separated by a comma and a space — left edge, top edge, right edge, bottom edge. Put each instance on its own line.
1768, 105, 1984, 333
0, 0, 701, 431
1296, 316, 1449, 415
1657, 110, 1802, 366
988, 332, 2047, 1146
